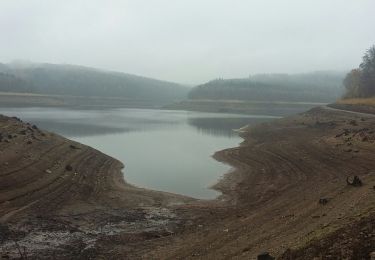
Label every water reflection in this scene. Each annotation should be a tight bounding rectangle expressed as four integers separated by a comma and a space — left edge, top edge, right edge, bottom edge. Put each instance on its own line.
0, 108, 182, 137
27, 120, 130, 137
188, 116, 278, 137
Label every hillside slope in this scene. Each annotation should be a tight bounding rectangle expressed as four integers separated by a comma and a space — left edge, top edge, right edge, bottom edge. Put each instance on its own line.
189, 72, 345, 103
0, 72, 33, 93
0, 62, 189, 106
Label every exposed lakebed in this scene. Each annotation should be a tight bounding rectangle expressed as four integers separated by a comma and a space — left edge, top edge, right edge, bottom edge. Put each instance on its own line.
0, 107, 279, 199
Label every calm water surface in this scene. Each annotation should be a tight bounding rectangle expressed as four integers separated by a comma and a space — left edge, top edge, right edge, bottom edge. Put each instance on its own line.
0, 108, 279, 199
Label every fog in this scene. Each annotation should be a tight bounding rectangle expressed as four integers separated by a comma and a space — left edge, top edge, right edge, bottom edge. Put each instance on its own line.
1, 0, 374, 84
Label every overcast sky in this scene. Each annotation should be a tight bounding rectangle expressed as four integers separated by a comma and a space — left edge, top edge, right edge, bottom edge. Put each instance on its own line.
1, 0, 374, 84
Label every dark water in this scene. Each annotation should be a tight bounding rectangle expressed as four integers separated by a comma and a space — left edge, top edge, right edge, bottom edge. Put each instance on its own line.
0, 108, 279, 199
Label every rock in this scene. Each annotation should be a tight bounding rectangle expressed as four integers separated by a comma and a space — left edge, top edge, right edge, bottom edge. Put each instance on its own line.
319, 198, 328, 205
242, 246, 251, 252
257, 252, 275, 260
0, 223, 11, 243
45, 169, 52, 174
65, 165, 73, 171
346, 175, 362, 187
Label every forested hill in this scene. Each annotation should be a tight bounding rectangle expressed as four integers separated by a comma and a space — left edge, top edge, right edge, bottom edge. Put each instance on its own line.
0, 72, 34, 93
189, 72, 345, 102
0, 62, 189, 103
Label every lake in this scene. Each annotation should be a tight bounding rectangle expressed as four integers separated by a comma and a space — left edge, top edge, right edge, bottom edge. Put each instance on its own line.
0, 108, 280, 199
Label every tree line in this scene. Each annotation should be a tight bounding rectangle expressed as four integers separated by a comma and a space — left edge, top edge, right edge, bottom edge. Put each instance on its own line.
188, 72, 345, 103
344, 45, 375, 98
0, 72, 34, 93
0, 63, 189, 104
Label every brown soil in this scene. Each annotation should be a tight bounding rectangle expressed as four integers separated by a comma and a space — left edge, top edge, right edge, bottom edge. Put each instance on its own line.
1, 106, 375, 259
0, 115, 194, 259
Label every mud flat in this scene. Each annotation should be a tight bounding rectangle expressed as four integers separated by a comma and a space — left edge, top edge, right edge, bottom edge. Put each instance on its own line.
1, 106, 375, 259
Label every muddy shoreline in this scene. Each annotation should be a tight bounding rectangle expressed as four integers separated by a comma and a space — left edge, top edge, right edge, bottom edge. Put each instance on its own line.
141, 106, 375, 259
0, 115, 195, 259
1, 106, 375, 259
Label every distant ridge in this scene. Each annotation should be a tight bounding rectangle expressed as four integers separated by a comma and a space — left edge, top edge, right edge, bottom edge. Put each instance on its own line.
188, 71, 345, 103
0, 62, 189, 105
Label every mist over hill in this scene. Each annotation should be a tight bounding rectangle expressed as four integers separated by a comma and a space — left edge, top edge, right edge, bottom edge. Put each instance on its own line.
189, 71, 345, 103
0, 62, 347, 111
0, 62, 189, 105
0, 72, 34, 93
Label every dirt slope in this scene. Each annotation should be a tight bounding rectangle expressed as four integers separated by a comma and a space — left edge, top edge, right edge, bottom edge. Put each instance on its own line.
0, 115, 193, 259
